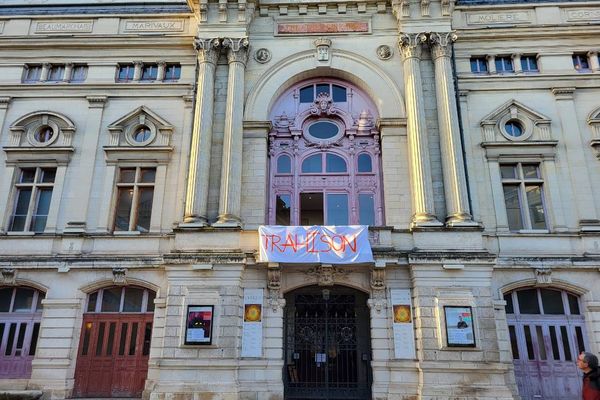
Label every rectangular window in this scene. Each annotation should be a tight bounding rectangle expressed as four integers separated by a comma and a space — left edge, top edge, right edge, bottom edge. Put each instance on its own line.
70, 65, 88, 82
113, 167, 155, 232
326, 194, 348, 225
501, 163, 547, 231
495, 56, 514, 73
275, 194, 291, 225
9, 167, 56, 233
520, 55, 539, 73
358, 193, 375, 226
573, 53, 590, 72
300, 193, 323, 225
117, 64, 135, 82
164, 63, 181, 81
141, 64, 158, 81
470, 57, 488, 74
23, 65, 42, 83
47, 65, 65, 82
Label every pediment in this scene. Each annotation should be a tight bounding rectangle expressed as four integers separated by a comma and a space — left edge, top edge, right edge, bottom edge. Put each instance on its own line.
481, 99, 551, 124
108, 106, 172, 131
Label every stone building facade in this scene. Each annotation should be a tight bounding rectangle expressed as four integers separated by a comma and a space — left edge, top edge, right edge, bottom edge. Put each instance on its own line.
0, 0, 599, 399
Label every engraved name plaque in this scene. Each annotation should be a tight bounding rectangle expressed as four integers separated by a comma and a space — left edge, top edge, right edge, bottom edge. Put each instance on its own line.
124, 20, 185, 32
35, 21, 94, 34
466, 12, 531, 25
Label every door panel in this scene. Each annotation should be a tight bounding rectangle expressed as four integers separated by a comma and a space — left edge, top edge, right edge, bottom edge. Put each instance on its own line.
0, 314, 41, 379
73, 313, 153, 398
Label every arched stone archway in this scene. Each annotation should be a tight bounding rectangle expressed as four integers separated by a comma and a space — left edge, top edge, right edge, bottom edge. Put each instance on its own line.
283, 285, 372, 400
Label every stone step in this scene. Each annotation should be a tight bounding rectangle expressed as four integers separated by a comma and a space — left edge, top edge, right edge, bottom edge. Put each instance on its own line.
0, 391, 43, 400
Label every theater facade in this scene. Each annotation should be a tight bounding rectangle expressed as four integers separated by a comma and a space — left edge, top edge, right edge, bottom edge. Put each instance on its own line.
0, 0, 599, 399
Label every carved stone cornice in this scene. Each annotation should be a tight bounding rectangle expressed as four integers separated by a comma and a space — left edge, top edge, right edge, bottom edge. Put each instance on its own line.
194, 37, 221, 65
223, 37, 250, 65
398, 33, 427, 60
429, 31, 457, 59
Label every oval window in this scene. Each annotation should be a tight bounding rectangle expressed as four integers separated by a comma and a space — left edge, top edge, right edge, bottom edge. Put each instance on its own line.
308, 121, 339, 140
277, 155, 292, 174
326, 154, 347, 173
357, 154, 372, 172
133, 125, 152, 143
34, 126, 54, 143
505, 120, 524, 137
302, 154, 322, 173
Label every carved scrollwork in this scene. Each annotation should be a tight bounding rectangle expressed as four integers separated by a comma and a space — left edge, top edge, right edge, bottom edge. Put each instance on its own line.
194, 37, 221, 65
267, 265, 285, 312
398, 33, 428, 60
429, 32, 458, 59
223, 37, 250, 65
535, 268, 552, 286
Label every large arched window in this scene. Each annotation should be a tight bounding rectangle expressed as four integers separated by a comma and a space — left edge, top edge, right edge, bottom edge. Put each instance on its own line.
268, 78, 383, 226
504, 287, 587, 400
0, 286, 45, 379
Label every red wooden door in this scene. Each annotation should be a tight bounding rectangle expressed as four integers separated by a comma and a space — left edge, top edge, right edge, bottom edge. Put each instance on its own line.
73, 313, 153, 398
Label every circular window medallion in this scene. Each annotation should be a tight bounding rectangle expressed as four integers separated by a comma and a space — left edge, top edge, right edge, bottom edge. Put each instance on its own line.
307, 121, 340, 140
504, 120, 524, 138
133, 125, 152, 143
34, 125, 54, 143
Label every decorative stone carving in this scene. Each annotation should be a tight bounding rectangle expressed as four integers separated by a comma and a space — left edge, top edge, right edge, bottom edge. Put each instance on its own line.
1, 269, 16, 286
535, 268, 552, 286
267, 265, 285, 312
254, 48, 271, 64
429, 31, 457, 59
420, 0, 430, 16
367, 289, 386, 314
376, 45, 393, 60
392, 0, 410, 18
314, 37, 332, 61
441, 0, 454, 15
223, 37, 249, 65
112, 268, 127, 285
479, 99, 553, 143
106, 106, 174, 148
398, 32, 427, 60
8, 111, 76, 149
305, 264, 351, 286
194, 37, 221, 65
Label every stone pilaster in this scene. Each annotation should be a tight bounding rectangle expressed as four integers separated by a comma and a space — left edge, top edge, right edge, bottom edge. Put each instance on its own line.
182, 38, 221, 227
215, 37, 249, 227
429, 32, 477, 227
157, 60, 167, 81
398, 33, 442, 228
64, 96, 107, 233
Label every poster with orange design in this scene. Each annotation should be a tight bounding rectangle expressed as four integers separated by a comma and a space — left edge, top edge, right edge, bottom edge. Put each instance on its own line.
390, 289, 416, 359
241, 288, 263, 357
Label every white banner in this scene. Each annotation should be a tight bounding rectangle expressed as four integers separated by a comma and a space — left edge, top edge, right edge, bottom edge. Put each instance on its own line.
258, 225, 373, 264
241, 288, 263, 357
390, 289, 416, 359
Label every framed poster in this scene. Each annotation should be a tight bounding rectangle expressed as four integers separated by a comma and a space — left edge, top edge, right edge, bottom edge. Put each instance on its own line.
444, 306, 476, 347
184, 305, 214, 345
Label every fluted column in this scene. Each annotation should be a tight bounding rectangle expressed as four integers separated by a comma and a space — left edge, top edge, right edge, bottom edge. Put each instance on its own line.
215, 37, 249, 227
399, 33, 442, 228
430, 32, 477, 227
182, 38, 220, 226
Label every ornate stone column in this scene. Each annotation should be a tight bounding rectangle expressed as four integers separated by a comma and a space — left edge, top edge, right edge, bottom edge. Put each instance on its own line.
182, 38, 221, 226
429, 32, 477, 227
398, 33, 442, 228
215, 37, 249, 227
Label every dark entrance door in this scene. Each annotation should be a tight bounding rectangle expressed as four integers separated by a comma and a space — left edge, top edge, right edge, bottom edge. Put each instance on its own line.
284, 286, 372, 400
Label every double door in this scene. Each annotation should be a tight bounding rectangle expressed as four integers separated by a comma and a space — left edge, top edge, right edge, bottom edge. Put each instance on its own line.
284, 288, 371, 400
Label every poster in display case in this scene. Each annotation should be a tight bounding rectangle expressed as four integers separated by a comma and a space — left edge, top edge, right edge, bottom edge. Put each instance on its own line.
184, 305, 214, 345
444, 305, 476, 347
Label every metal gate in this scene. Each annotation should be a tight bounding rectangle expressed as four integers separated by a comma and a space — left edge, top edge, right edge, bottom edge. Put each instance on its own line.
284, 287, 371, 400
505, 287, 587, 400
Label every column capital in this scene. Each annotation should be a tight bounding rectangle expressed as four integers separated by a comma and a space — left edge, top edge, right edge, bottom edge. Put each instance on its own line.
194, 37, 221, 65
429, 31, 457, 59
398, 33, 428, 60
223, 37, 250, 65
